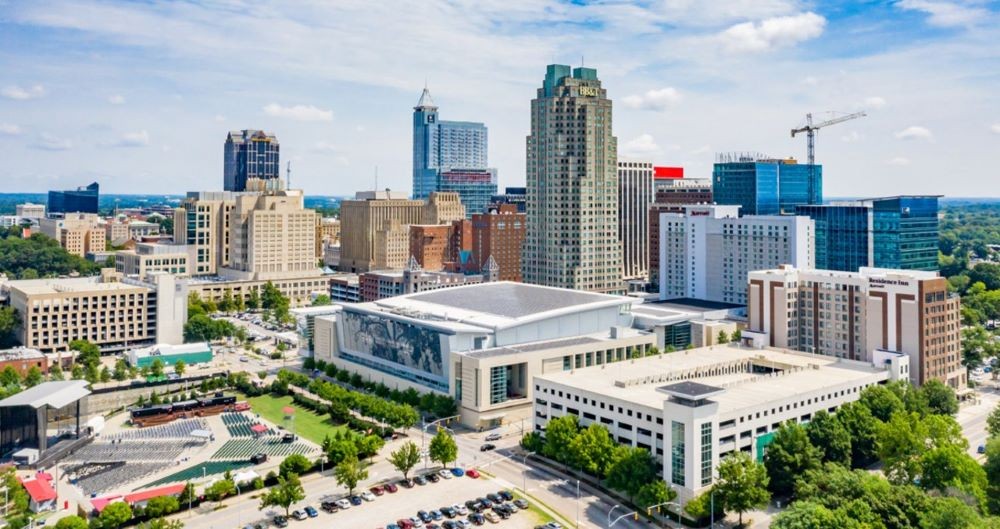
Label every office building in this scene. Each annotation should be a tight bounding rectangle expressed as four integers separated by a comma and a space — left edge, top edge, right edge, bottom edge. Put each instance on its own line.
173, 191, 239, 276
15, 203, 45, 219
330, 274, 362, 303
619, 161, 654, 281
712, 154, 820, 215
491, 187, 527, 213
796, 196, 940, 272
437, 168, 498, 217
746, 265, 964, 388
319, 218, 341, 245
658, 205, 814, 304
469, 204, 525, 282
532, 343, 908, 501
222, 189, 319, 281
2, 271, 188, 354
409, 224, 453, 271
48, 182, 99, 214
523, 64, 622, 294
224, 130, 280, 192
339, 191, 465, 273
115, 243, 194, 278
312, 281, 653, 427
39, 214, 106, 257
412, 87, 491, 201
653, 176, 712, 205
187, 275, 329, 308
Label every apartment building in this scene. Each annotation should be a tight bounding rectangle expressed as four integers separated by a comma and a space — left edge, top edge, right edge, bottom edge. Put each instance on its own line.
40, 214, 106, 257
658, 205, 814, 304
2, 271, 187, 354
746, 265, 964, 388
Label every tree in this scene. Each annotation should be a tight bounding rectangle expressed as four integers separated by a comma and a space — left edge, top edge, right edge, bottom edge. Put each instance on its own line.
388, 441, 421, 480
144, 496, 180, 517
99, 501, 133, 529
763, 423, 821, 495
24, 366, 43, 387
150, 358, 165, 378
0, 306, 20, 348
635, 480, 676, 519
542, 414, 579, 465
606, 447, 657, 504
247, 289, 261, 310
877, 411, 928, 484
334, 456, 367, 496
178, 482, 196, 506
205, 478, 235, 504
49, 364, 64, 381
806, 410, 851, 467
312, 294, 331, 307
258, 473, 306, 517
521, 432, 543, 453
920, 380, 959, 416
715, 451, 770, 527
279, 454, 312, 477
770, 501, 858, 529
148, 519, 185, 529
920, 445, 988, 508
0, 365, 20, 386
859, 384, 905, 422
988, 403, 1000, 438
961, 325, 998, 373
99, 366, 112, 383
731, 329, 742, 341
684, 488, 725, 524
113, 359, 129, 381
429, 429, 458, 468
984, 437, 1000, 515
834, 401, 880, 468
69, 339, 101, 368
920, 497, 986, 529
54, 516, 88, 529
716, 330, 729, 344
174, 360, 186, 377
568, 423, 617, 478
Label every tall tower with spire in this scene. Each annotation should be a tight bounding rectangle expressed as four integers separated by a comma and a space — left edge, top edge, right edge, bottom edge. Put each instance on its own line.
411, 87, 494, 213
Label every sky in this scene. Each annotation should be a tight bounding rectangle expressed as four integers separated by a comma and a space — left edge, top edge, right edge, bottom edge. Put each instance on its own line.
1, 0, 999, 197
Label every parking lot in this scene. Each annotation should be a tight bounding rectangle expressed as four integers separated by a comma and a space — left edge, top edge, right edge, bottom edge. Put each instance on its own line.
255, 469, 558, 529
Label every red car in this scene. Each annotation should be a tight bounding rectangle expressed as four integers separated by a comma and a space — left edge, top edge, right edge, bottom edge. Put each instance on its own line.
384, 482, 399, 493
396, 519, 414, 529
370, 485, 384, 496
466, 469, 480, 479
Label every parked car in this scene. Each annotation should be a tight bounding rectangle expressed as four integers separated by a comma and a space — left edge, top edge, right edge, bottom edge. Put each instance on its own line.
385, 482, 399, 493
320, 501, 339, 513
396, 520, 414, 529
498, 490, 513, 502
370, 485, 385, 496
438, 469, 453, 480
484, 512, 500, 524
273, 516, 288, 528
485, 433, 501, 442
335, 498, 351, 509
468, 513, 485, 526
414, 475, 428, 485
304, 506, 318, 518
486, 493, 501, 504
440, 506, 456, 518
979, 444, 987, 454
479, 444, 496, 452
465, 500, 481, 512
453, 503, 469, 516
349, 495, 363, 506
361, 491, 376, 502
513, 499, 529, 509
478, 498, 493, 509
291, 510, 306, 522
418, 511, 433, 523
430, 510, 443, 521
451, 467, 466, 477
400, 479, 415, 488
409, 516, 425, 528
466, 469, 480, 479
426, 472, 440, 483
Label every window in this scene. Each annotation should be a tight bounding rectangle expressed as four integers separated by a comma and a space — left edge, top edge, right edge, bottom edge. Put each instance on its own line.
701, 422, 713, 486
671, 421, 686, 486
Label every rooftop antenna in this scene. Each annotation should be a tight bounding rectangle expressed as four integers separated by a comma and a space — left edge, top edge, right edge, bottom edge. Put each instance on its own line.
286, 161, 291, 190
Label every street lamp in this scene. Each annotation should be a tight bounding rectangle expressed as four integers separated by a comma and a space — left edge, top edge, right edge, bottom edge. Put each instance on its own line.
574, 479, 581, 529
520, 453, 530, 494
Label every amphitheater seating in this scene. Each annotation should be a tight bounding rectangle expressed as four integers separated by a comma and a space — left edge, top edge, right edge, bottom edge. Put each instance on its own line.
221, 413, 276, 437
211, 438, 316, 461
106, 418, 209, 441
143, 461, 254, 488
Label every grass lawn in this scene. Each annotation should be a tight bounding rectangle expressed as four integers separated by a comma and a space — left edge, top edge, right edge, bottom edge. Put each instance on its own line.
247, 393, 346, 445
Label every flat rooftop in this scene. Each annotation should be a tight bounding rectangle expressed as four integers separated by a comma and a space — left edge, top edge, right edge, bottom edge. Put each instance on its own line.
463, 327, 649, 360
535, 344, 886, 415
363, 281, 635, 330
6, 277, 147, 295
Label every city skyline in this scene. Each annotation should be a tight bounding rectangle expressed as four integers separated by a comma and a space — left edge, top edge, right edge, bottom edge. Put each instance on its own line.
1, 1, 998, 196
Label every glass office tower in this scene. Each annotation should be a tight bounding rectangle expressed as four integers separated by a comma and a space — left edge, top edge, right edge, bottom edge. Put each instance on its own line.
713, 155, 821, 215
796, 204, 871, 271
48, 182, 99, 214
224, 130, 280, 192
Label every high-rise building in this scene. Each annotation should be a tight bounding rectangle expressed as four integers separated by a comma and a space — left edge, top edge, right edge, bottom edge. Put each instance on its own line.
339, 191, 465, 273
409, 224, 453, 271
39, 213, 106, 257
658, 205, 814, 304
222, 189, 319, 281
174, 191, 239, 275
747, 265, 964, 388
412, 88, 493, 207
48, 182, 99, 214
224, 130, 280, 192
648, 177, 714, 287
470, 204, 525, 282
618, 160, 654, 281
490, 187, 527, 213
712, 154, 820, 215
796, 195, 940, 272
523, 64, 622, 294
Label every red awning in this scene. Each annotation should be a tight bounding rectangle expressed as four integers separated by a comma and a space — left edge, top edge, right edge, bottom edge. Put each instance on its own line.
124, 484, 186, 504
20, 477, 57, 503
91, 495, 122, 513
250, 424, 269, 434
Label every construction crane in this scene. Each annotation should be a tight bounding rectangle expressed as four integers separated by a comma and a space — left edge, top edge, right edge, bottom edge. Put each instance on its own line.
790, 111, 867, 165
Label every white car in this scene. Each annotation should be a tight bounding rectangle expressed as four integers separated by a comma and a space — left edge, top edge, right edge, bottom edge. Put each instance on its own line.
409, 517, 424, 528
291, 510, 307, 521
453, 504, 468, 516
361, 491, 376, 502
438, 469, 452, 479
484, 432, 501, 442
335, 498, 351, 509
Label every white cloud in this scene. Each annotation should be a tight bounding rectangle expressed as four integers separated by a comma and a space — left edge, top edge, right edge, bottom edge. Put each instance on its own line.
841, 131, 863, 143
864, 96, 887, 109
31, 133, 72, 151
991, 124, 1000, 134
622, 134, 661, 156
895, 125, 933, 141
102, 130, 150, 148
0, 123, 22, 136
313, 141, 339, 153
719, 12, 826, 53
897, 0, 988, 27
263, 103, 333, 122
622, 87, 682, 111
107, 94, 125, 105
887, 157, 912, 166
2, 84, 46, 100
213, 114, 226, 122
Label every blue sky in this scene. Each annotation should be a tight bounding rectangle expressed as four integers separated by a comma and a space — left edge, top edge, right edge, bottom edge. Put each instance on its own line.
1, 0, 998, 197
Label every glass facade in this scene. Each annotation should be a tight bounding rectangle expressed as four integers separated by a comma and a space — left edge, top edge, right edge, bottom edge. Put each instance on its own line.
671, 421, 686, 486
700, 422, 713, 486
490, 366, 507, 405
796, 205, 870, 272
713, 160, 821, 215
48, 182, 99, 214
412, 90, 490, 202
871, 196, 939, 271
224, 130, 280, 192
438, 169, 499, 217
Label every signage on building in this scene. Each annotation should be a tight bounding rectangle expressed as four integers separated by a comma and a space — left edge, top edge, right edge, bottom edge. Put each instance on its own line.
689, 210, 711, 217
869, 277, 910, 288
578, 86, 599, 97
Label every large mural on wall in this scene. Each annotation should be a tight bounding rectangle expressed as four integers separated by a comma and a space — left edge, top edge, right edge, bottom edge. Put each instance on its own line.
341, 311, 445, 377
